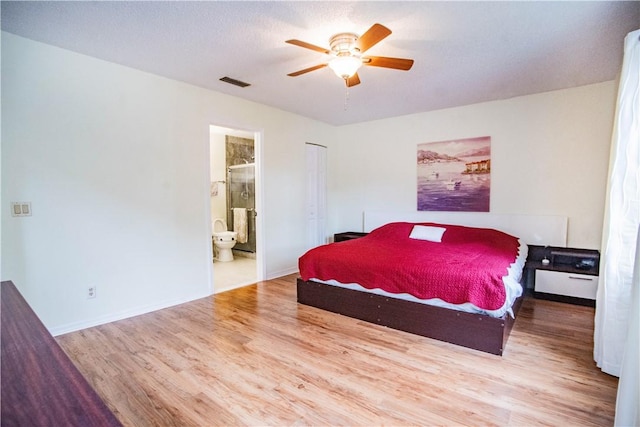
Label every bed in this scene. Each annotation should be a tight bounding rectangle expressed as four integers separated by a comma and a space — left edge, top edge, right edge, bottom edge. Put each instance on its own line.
297, 211, 567, 355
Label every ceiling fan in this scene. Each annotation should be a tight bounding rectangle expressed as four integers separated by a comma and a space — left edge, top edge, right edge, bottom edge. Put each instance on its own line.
286, 23, 414, 87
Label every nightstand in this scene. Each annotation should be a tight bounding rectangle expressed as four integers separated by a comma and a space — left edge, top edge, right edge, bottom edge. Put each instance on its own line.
525, 245, 599, 307
334, 232, 368, 242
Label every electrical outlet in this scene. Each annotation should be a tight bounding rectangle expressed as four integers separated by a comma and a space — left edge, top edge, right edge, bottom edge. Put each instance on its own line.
87, 286, 96, 299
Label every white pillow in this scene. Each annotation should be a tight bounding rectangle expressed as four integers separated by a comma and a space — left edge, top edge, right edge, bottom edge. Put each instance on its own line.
409, 225, 447, 242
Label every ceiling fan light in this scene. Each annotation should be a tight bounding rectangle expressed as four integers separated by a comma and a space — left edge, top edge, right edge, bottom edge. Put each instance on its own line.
328, 56, 362, 79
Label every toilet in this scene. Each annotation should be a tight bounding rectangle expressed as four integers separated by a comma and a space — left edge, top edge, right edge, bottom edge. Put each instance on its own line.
212, 218, 237, 262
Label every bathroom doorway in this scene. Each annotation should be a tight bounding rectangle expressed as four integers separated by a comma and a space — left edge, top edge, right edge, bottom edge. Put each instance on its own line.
209, 125, 262, 293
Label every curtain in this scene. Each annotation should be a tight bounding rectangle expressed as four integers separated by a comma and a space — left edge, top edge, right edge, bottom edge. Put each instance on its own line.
594, 28, 640, 378
615, 227, 640, 426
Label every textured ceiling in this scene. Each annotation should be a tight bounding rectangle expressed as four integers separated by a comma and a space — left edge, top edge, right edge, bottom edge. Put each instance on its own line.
2, 1, 639, 126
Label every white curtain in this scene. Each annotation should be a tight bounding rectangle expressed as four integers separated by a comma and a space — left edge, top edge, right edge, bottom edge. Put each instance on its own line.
594, 29, 640, 426
615, 227, 640, 426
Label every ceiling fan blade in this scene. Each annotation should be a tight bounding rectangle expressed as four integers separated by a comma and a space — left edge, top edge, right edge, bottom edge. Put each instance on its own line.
357, 23, 392, 53
286, 39, 330, 55
346, 73, 361, 87
363, 56, 414, 71
287, 63, 328, 77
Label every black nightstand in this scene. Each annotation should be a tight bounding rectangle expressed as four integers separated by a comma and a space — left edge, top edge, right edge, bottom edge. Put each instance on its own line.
525, 245, 599, 307
334, 232, 368, 242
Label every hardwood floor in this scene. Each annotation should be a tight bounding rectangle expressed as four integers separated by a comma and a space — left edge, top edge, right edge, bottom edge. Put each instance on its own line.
56, 274, 618, 426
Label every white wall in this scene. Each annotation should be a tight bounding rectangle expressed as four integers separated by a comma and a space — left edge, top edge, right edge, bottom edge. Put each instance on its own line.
1, 32, 336, 334
328, 81, 616, 249
1, 31, 616, 334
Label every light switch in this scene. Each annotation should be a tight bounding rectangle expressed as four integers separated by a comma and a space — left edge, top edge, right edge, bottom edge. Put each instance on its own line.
11, 202, 31, 217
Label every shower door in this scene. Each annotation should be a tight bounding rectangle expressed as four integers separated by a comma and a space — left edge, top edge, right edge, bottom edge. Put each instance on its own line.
227, 163, 256, 253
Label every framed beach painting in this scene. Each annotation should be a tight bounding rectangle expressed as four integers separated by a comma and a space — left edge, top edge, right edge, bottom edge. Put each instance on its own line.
417, 136, 491, 212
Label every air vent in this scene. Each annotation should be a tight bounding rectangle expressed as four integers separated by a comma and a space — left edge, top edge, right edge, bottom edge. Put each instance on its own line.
219, 76, 251, 88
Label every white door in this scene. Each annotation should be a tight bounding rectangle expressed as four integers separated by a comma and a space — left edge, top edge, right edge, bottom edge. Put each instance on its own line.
306, 143, 327, 249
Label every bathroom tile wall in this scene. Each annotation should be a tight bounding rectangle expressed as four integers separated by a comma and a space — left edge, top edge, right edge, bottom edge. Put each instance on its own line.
225, 136, 256, 254
225, 136, 254, 167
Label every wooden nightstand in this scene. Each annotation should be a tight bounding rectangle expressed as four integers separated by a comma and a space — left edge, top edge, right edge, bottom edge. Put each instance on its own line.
334, 232, 368, 242
525, 245, 599, 307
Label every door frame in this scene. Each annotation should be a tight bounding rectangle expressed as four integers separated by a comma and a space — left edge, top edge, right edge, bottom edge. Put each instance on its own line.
207, 124, 265, 292
305, 142, 327, 249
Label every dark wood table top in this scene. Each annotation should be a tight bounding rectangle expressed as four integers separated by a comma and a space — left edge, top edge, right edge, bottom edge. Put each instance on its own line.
1, 281, 122, 426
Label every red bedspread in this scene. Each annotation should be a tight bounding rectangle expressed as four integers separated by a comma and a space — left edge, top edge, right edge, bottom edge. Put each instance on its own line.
298, 222, 521, 311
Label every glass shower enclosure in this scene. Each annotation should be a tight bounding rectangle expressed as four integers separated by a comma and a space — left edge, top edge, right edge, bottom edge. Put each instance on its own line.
227, 163, 256, 253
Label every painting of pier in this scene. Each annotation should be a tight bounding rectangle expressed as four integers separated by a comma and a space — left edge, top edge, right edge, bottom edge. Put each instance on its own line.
417, 136, 491, 212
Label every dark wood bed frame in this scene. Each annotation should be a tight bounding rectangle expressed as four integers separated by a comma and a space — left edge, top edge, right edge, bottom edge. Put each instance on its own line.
297, 278, 524, 356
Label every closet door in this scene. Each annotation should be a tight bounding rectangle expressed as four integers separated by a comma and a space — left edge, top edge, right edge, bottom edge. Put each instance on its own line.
306, 143, 327, 249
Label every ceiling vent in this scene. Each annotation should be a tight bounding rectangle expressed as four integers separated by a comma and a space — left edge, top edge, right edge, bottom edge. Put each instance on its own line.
219, 76, 251, 88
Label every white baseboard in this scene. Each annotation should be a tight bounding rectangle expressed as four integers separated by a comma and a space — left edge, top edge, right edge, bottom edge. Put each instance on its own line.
266, 266, 298, 280
51, 269, 299, 336
49, 290, 212, 337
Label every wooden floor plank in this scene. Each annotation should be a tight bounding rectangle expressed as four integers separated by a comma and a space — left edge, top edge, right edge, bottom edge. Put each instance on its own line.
56, 274, 618, 426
